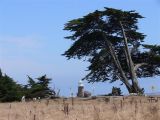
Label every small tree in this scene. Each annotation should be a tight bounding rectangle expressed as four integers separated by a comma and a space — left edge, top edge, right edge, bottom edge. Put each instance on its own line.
25, 75, 55, 99
63, 7, 160, 94
111, 87, 122, 96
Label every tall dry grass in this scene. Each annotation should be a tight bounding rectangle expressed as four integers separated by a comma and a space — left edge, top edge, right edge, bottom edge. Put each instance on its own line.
0, 96, 159, 120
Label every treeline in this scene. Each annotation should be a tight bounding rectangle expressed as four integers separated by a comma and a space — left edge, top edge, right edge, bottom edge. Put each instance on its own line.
0, 70, 55, 102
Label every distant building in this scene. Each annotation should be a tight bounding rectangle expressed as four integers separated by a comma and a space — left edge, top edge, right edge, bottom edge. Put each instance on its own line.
77, 80, 84, 97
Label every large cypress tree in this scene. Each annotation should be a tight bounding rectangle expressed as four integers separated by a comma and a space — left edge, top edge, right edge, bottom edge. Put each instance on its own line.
63, 8, 160, 94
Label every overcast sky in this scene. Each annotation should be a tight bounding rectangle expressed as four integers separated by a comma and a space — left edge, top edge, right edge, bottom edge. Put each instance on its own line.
0, 0, 160, 96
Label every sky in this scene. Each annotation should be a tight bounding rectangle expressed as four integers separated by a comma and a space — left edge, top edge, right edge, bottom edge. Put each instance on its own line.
0, 0, 160, 96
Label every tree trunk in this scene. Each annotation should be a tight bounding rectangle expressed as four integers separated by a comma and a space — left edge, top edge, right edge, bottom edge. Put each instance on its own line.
119, 21, 143, 94
102, 33, 133, 93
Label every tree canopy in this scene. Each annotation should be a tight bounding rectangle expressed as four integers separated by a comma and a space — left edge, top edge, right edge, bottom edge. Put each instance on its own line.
25, 75, 55, 99
0, 69, 55, 102
0, 70, 23, 102
63, 7, 160, 94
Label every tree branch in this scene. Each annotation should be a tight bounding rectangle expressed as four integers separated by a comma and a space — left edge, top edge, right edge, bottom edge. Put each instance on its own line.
134, 63, 148, 71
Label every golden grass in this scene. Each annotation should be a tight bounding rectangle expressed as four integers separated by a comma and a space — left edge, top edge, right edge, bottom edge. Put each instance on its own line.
0, 96, 160, 120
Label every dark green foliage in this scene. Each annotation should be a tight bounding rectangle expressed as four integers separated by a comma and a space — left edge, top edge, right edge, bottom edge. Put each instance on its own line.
0, 69, 55, 102
63, 7, 160, 93
25, 75, 55, 99
0, 71, 23, 102
111, 87, 122, 96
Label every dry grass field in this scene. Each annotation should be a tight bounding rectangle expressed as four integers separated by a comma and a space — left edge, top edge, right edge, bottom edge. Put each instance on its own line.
0, 96, 160, 120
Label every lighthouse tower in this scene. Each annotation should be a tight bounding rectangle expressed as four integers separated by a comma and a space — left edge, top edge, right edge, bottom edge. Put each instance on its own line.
77, 80, 84, 97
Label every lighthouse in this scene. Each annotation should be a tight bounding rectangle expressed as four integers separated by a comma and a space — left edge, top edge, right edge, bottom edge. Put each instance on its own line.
77, 80, 84, 97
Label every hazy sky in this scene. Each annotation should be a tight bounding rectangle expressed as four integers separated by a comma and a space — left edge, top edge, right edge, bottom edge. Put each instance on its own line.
0, 0, 160, 96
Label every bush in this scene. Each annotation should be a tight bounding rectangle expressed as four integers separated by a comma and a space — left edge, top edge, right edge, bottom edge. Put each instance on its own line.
107, 87, 122, 96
